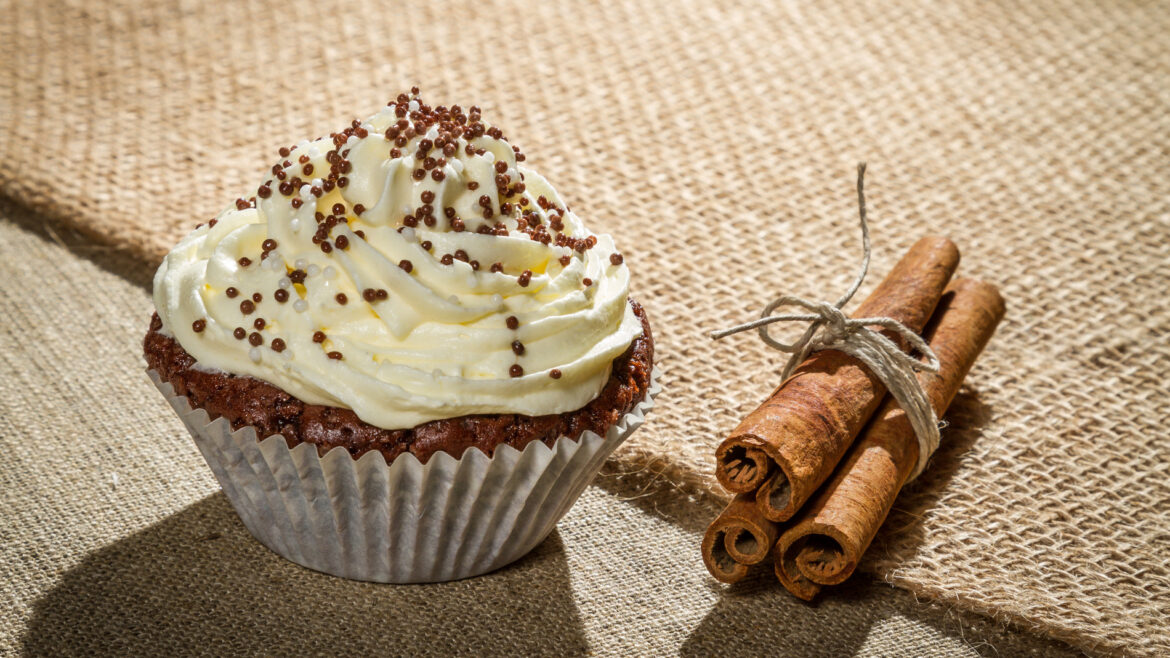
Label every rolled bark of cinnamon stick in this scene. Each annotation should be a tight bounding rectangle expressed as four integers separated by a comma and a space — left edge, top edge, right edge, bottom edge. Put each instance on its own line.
775, 278, 1005, 596
701, 493, 780, 583
715, 236, 960, 521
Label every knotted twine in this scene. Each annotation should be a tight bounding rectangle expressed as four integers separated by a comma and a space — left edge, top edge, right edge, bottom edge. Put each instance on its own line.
712, 164, 943, 479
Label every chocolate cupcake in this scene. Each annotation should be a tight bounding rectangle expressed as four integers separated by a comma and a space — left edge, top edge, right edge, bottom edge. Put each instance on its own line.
146, 91, 657, 582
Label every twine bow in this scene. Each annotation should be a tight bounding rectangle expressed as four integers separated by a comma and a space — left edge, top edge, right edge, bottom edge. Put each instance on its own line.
712, 164, 943, 479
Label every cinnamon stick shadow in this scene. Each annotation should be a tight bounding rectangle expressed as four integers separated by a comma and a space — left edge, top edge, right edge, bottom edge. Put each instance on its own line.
21, 493, 589, 656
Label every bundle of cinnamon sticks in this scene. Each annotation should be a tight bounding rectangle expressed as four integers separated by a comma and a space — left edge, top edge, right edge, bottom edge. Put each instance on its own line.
702, 237, 1005, 599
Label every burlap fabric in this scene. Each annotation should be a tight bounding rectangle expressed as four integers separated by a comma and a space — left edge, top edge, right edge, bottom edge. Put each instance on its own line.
0, 212, 1080, 656
0, 0, 1166, 655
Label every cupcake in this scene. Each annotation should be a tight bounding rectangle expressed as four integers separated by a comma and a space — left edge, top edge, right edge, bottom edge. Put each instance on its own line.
145, 90, 656, 582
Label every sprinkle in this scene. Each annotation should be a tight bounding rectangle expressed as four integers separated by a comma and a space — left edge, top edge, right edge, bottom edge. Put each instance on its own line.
336, 293, 348, 305
376, 289, 388, 300
249, 332, 263, 346
549, 369, 562, 379
323, 266, 337, 279
353, 204, 365, 216
271, 338, 286, 352
583, 278, 593, 287
509, 364, 523, 377
262, 239, 278, 251
293, 299, 308, 313
334, 235, 349, 250
518, 270, 532, 287
290, 218, 301, 231
440, 254, 454, 265
249, 347, 261, 363
240, 300, 255, 314
295, 258, 308, 269
278, 277, 291, 289
226, 287, 239, 298
192, 319, 206, 333
511, 340, 525, 355
254, 318, 266, 330
610, 253, 624, 266
313, 331, 326, 343
490, 262, 504, 273
399, 260, 413, 273
307, 264, 321, 277
252, 292, 263, 303
363, 288, 377, 302
506, 316, 519, 330
328, 351, 344, 360
238, 257, 252, 268
234, 327, 246, 340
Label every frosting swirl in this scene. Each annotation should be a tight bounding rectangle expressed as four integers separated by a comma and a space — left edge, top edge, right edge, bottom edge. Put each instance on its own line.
153, 92, 643, 429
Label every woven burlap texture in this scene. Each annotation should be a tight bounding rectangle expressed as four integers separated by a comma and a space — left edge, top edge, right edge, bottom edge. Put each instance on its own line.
1, 0, 1167, 655
1, 213, 1081, 656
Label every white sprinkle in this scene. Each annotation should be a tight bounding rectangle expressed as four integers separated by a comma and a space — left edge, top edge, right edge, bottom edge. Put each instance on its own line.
295, 258, 308, 269
491, 294, 503, 305
278, 277, 291, 289
307, 264, 321, 277
311, 178, 323, 188
323, 266, 337, 279
346, 135, 359, 148
401, 227, 416, 242
296, 139, 311, 151
450, 159, 464, 174
290, 218, 301, 232
483, 150, 495, 163
408, 100, 420, 112
403, 155, 416, 168
249, 347, 261, 363
426, 125, 439, 140
294, 299, 308, 313
506, 167, 518, 179
299, 184, 313, 198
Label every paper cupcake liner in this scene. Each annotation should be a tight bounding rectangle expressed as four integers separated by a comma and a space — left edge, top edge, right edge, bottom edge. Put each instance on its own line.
148, 368, 660, 583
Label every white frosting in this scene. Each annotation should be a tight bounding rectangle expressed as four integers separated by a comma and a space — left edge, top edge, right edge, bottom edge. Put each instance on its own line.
153, 97, 643, 429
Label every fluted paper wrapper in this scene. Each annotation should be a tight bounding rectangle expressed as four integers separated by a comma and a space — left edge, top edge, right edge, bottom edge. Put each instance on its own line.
148, 368, 659, 583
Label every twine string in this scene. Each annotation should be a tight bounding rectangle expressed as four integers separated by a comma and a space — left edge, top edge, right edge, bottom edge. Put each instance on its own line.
712, 164, 942, 479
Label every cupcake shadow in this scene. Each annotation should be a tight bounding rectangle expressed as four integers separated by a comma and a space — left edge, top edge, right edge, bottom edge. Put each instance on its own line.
21, 492, 589, 656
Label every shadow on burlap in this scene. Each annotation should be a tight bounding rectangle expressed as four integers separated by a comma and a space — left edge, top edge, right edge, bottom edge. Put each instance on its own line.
1, 0, 1167, 655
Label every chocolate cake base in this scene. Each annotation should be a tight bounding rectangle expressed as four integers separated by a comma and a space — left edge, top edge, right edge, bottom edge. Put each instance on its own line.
145, 300, 653, 463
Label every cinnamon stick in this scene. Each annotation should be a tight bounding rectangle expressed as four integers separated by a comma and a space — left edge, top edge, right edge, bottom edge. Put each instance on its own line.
774, 278, 1004, 597
701, 493, 780, 585
701, 499, 752, 584
715, 236, 960, 521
